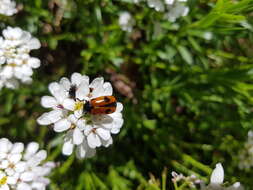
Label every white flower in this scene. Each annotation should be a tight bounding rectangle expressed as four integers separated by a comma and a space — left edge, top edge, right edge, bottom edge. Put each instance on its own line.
0, 138, 54, 190
210, 163, 224, 185
164, 1, 189, 22
227, 182, 244, 190
0, 0, 17, 16
37, 73, 124, 159
147, 0, 165, 11
119, 12, 135, 32
165, 0, 187, 5
171, 171, 201, 188
37, 82, 69, 126
201, 163, 243, 190
118, 1, 190, 30
203, 32, 213, 40
0, 26, 41, 90
238, 130, 253, 170
171, 171, 185, 183
75, 140, 96, 159
165, 0, 175, 4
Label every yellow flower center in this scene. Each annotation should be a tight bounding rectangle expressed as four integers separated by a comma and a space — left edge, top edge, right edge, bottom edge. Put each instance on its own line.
9, 163, 15, 169
8, 63, 16, 67
74, 101, 84, 111
0, 176, 7, 185
70, 124, 76, 129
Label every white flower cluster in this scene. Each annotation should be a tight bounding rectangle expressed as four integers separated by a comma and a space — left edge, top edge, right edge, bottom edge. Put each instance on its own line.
163, 0, 189, 22
138, 0, 189, 22
171, 171, 201, 188
37, 73, 124, 159
119, 0, 189, 32
238, 131, 253, 170
0, 0, 17, 16
171, 163, 243, 190
0, 138, 55, 190
119, 12, 136, 32
0, 26, 41, 89
201, 163, 243, 190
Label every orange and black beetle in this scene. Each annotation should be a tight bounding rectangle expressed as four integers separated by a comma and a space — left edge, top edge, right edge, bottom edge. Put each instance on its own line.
84, 96, 117, 115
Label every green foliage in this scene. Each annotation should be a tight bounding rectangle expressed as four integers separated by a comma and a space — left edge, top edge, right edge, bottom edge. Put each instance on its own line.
1, 0, 253, 189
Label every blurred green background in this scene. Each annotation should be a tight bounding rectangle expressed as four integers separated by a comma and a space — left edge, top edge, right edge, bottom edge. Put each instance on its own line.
1, 0, 253, 189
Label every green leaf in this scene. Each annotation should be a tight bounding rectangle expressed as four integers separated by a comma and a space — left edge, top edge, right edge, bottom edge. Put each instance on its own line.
177, 46, 193, 65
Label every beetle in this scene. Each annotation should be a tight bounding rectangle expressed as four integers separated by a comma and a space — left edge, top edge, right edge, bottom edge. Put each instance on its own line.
84, 96, 117, 115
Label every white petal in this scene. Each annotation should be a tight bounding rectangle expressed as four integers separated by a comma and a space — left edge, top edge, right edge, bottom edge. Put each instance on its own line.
165, 0, 173, 4
60, 77, 71, 91
41, 96, 57, 108
62, 130, 74, 155
111, 127, 121, 134
15, 161, 26, 173
90, 77, 104, 89
76, 81, 89, 100
74, 109, 83, 119
1, 66, 13, 78
73, 128, 84, 145
87, 133, 101, 148
76, 140, 96, 159
17, 182, 32, 190
116, 102, 123, 113
110, 112, 122, 119
54, 119, 71, 132
8, 153, 22, 163
103, 82, 113, 96
97, 115, 114, 129
111, 118, 124, 134
4, 78, 19, 89
20, 65, 33, 76
67, 114, 78, 124
84, 125, 93, 136
5, 168, 14, 176
44, 161, 56, 169
62, 140, 74, 156
0, 138, 12, 153
0, 153, 7, 160
20, 172, 34, 182
37, 113, 52, 125
45, 109, 63, 122
62, 98, 75, 111
27, 57, 40, 68
1, 184, 10, 190
0, 160, 9, 169
91, 79, 104, 98
71, 73, 82, 86
48, 82, 61, 97
101, 137, 113, 147
31, 182, 46, 189
82, 75, 89, 84
210, 163, 224, 184
7, 176, 18, 185
77, 119, 86, 130
96, 128, 111, 141
37, 110, 63, 125
25, 142, 39, 156
76, 142, 87, 159
0, 171, 6, 178
230, 182, 244, 190
35, 150, 47, 161
11, 143, 24, 154
27, 38, 41, 49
